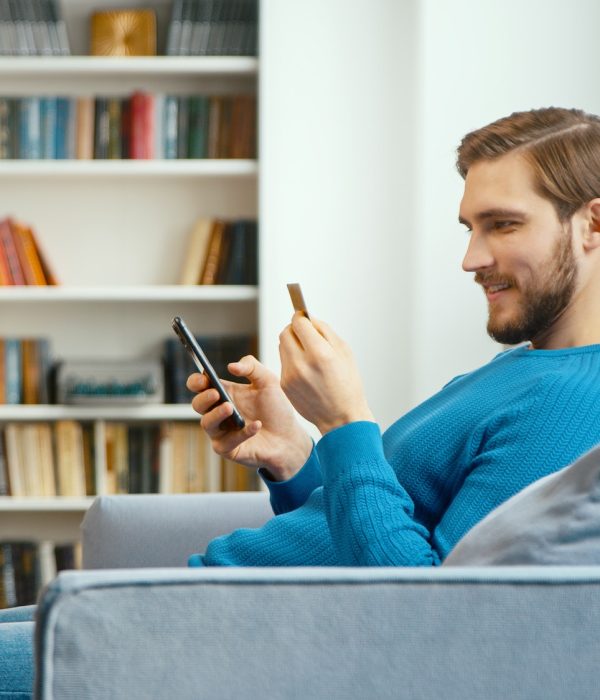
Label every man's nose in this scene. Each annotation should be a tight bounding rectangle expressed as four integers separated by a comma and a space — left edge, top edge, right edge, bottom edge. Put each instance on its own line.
462, 231, 495, 272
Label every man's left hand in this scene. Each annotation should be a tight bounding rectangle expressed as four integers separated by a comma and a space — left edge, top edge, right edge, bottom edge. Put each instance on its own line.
279, 312, 375, 435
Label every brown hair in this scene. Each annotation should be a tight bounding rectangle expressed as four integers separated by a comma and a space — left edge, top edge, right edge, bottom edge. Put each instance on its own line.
456, 107, 600, 221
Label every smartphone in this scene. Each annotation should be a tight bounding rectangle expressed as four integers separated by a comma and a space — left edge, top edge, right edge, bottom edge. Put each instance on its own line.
171, 316, 245, 430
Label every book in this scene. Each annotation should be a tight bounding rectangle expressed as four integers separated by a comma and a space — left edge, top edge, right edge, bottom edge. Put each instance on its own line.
40, 96, 57, 159
10, 219, 47, 285
130, 91, 154, 159
75, 96, 94, 160
199, 219, 226, 284
179, 218, 214, 284
18, 96, 41, 158
93, 97, 110, 159
188, 95, 209, 158
54, 420, 86, 497
0, 218, 25, 284
55, 97, 75, 159
38, 422, 56, 496
0, 429, 8, 495
166, 0, 184, 56
21, 338, 40, 404
163, 95, 179, 159
28, 224, 59, 285
107, 97, 122, 159
4, 338, 21, 404
4, 423, 24, 496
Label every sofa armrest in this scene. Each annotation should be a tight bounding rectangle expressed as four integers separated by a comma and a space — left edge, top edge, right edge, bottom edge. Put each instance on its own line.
35, 566, 600, 700
81, 492, 273, 569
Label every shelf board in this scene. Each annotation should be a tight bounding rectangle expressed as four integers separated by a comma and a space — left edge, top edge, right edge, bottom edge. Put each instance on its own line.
0, 285, 258, 302
0, 404, 198, 421
0, 160, 258, 177
0, 496, 94, 512
0, 56, 259, 77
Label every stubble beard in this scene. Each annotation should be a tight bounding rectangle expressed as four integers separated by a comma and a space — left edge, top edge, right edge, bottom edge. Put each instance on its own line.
485, 230, 578, 346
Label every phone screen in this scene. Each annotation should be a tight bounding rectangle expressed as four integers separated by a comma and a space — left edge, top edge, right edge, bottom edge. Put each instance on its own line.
171, 316, 245, 429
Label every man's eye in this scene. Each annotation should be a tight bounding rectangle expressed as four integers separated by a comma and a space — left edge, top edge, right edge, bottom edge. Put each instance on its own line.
494, 221, 515, 230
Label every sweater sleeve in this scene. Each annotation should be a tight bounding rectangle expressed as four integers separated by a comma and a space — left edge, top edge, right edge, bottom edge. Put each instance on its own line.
258, 443, 323, 515
317, 421, 441, 566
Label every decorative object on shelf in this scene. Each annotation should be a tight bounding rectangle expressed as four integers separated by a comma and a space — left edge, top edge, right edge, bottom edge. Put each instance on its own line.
166, 0, 258, 56
55, 360, 165, 405
90, 9, 157, 56
0, 0, 70, 56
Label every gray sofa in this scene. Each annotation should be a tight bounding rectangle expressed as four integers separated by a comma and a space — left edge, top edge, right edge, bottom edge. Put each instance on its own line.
33, 493, 600, 699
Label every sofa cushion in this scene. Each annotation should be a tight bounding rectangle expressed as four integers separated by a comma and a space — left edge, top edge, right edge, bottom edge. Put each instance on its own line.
443, 443, 600, 566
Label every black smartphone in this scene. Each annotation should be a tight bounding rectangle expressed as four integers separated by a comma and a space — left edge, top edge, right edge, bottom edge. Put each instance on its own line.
171, 316, 245, 430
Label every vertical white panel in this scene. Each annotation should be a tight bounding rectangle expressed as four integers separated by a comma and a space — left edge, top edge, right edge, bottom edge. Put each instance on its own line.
260, 0, 418, 428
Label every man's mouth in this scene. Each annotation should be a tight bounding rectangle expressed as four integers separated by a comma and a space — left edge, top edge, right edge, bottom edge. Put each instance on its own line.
484, 282, 511, 300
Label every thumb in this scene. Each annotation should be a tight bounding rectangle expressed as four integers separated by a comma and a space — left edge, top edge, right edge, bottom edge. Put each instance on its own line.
228, 355, 271, 386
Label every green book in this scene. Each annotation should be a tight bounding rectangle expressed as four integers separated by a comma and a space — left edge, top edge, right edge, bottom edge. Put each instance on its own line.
188, 95, 209, 158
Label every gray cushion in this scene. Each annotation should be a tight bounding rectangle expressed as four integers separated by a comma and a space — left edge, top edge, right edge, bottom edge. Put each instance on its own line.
444, 443, 600, 566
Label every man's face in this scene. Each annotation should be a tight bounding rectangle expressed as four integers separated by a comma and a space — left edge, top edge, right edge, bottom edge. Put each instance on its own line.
458, 152, 578, 346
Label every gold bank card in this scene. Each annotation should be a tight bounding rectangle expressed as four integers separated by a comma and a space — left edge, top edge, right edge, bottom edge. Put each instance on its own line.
287, 283, 310, 319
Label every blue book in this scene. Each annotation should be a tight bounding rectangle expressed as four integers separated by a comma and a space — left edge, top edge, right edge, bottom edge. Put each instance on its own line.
163, 95, 179, 159
18, 97, 41, 159
4, 338, 22, 404
54, 97, 72, 159
40, 96, 57, 159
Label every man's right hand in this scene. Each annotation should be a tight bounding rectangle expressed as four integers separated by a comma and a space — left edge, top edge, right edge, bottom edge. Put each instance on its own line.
187, 355, 313, 482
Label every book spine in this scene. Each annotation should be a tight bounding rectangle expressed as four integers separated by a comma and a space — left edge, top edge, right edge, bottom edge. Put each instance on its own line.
188, 95, 209, 158
107, 97, 122, 159
19, 96, 42, 159
4, 340, 21, 404
163, 95, 179, 159
11, 220, 47, 285
166, 0, 183, 56
93, 97, 109, 159
40, 95, 57, 158
75, 96, 94, 160
54, 96, 69, 159
176, 95, 190, 159
0, 218, 25, 285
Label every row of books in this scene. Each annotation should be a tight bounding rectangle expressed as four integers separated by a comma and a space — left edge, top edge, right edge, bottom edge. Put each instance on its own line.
0, 337, 51, 405
0, 218, 58, 285
167, 0, 258, 56
0, 420, 258, 498
0, 0, 70, 56
0, 541, 78, 608
179, 218, 258, 286
0, 93, 257, 160
164, 333, 256, 403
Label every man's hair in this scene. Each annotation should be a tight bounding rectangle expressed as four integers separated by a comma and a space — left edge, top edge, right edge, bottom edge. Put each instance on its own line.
456, 107, 600, 221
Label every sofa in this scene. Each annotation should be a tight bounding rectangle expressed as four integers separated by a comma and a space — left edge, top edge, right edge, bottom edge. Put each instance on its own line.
31, 491, 600, 699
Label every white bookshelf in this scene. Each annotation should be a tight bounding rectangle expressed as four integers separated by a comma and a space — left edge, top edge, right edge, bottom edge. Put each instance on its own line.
0, 1, 260, 546
0, 160, 258, 177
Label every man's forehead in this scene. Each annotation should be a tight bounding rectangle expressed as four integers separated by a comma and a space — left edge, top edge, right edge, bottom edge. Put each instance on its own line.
459, 153, 539, 222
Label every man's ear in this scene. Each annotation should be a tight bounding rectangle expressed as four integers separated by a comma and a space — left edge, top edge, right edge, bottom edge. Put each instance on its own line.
583, 199, 600, 250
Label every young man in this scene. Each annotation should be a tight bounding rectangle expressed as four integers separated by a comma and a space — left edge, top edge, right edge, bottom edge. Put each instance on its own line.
187, 106, 600, 567
3, 106, 600, 695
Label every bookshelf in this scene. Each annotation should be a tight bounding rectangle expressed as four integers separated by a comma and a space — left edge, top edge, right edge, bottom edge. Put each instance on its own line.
0, 0, 260, 558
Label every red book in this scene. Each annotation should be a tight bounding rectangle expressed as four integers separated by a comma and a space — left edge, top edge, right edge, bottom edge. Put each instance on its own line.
0, 218, 25, 285
130, 92, 155, 159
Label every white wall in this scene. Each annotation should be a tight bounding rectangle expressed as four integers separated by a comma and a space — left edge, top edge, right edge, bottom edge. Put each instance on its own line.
413, 0, 600, 404
260, 0, 418, 429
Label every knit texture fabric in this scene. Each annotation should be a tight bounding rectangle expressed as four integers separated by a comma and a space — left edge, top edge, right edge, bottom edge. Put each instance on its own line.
189, 344, 600, 567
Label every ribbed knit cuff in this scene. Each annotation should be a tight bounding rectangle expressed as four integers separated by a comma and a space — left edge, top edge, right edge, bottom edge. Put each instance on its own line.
316, 421, 383, 482
258, 443, 322, 515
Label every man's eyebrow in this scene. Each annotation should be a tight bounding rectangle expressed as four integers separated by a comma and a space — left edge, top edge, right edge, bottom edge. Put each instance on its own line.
458, 208, 528, 227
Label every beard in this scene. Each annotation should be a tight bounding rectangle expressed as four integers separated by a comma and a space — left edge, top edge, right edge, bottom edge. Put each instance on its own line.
478, 229, 578, 346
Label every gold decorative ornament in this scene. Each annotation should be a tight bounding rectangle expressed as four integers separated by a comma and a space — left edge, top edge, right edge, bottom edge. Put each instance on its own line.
90, 9, 157, 56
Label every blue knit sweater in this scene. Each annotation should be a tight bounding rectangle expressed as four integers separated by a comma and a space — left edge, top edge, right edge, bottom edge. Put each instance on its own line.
188, 344, 600, 567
